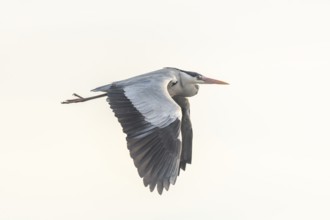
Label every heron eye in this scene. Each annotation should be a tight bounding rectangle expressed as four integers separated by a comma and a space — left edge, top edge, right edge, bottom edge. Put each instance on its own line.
197, 75, 202, 80
171, 80, 178, 87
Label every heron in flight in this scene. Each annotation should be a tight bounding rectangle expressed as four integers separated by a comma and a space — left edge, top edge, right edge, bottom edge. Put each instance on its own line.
62, 67, 228, 194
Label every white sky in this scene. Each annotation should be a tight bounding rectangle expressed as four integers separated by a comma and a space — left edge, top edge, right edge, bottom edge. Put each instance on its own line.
1, 0, 330, 219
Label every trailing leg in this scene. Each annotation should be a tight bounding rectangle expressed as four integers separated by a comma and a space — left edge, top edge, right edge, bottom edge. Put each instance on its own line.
61, 93, 107, 104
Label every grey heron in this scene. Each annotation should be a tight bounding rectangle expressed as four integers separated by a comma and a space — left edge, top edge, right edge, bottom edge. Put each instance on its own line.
62, 67, 228, 194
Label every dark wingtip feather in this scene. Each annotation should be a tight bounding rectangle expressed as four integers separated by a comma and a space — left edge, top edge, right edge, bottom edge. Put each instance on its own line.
149, 182, 157, 192
157, 182, 164, 195
164, 179, 170, 191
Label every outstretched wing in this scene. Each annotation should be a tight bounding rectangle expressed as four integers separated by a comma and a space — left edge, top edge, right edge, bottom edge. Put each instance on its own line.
94, 70, 183, 194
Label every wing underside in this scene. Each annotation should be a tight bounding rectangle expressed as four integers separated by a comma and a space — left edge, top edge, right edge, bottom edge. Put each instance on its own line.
107, 83, 182, 194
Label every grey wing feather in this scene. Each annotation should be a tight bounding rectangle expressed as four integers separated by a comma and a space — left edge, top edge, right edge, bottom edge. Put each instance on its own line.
102, 70, 183, 194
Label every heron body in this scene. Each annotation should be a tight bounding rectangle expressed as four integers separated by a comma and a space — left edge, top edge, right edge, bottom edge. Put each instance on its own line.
62, 67, 228, 194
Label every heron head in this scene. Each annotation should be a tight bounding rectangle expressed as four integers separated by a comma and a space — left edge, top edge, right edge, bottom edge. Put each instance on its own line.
167, 67, 228, 97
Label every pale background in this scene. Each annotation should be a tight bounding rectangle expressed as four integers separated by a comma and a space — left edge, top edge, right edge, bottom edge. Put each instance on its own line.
1, 0, 330, 219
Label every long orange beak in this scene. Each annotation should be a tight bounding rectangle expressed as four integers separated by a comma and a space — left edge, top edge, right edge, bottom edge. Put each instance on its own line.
202, 76, 229, 85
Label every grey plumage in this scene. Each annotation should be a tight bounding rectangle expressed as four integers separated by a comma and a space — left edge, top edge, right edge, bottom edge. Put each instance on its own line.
107, 84, 181, 194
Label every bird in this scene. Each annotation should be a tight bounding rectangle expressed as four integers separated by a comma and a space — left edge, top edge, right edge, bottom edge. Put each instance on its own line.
62, 67, 228, 194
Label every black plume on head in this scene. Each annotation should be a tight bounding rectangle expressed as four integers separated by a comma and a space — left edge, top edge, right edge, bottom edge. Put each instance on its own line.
166, 67, 200, 77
